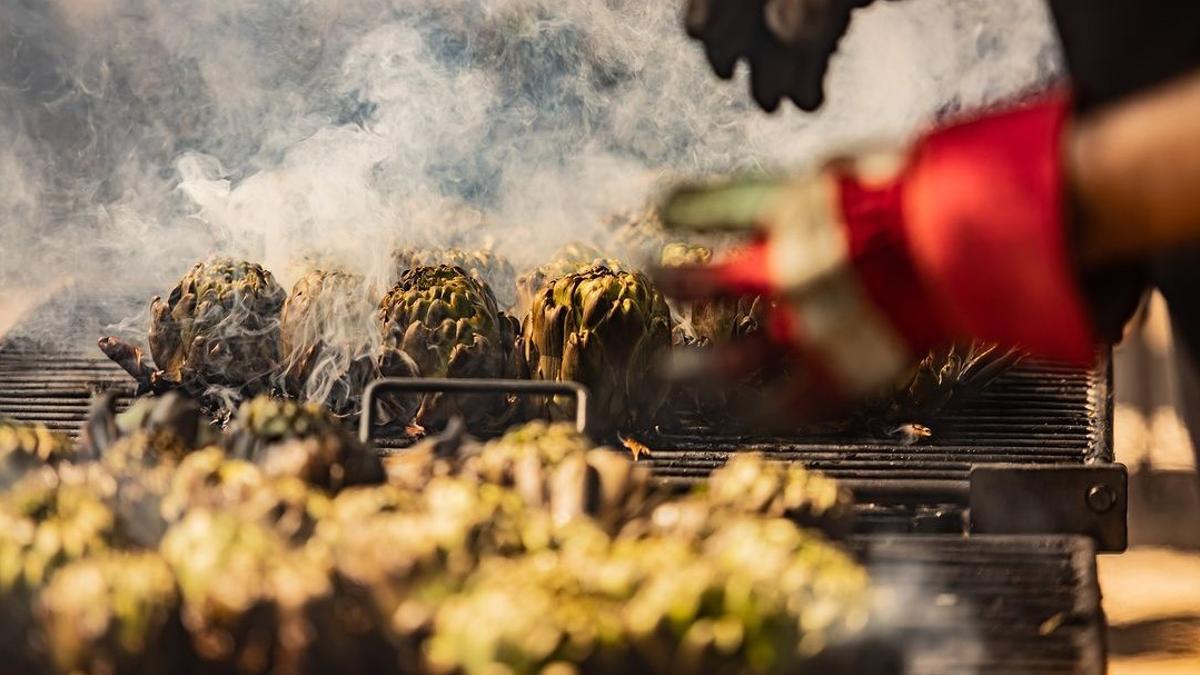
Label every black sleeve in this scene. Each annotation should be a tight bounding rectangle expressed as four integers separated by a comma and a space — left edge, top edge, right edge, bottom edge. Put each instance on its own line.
1049, 0, 1200, 112
1048, 0, 1200, 347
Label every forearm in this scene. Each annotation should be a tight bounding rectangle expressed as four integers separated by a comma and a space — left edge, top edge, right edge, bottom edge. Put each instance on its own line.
1070, 69, 1200, 264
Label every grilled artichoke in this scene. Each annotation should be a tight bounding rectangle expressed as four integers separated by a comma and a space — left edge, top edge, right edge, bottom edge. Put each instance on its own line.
515, 242, 627, 316
148, 258, 286, 399
393, 247, 518, 310
37, 552, 183, 675
225, 396, 384, 491
609, 206, 669, 263
280, 269, 381, 417
523, 265, 672, 435
882, 342, 1022, 424
377, 265, 523, 430
659, 243, 763, 348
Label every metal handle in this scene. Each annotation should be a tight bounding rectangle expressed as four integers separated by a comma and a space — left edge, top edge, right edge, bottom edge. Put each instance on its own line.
358, 377, 589, 443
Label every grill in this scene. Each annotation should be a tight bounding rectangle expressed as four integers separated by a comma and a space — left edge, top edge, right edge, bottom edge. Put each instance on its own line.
641, 356, 1110, 487
0, 341, 135, 439
855, 535, 1105, 675
0, 338, 1116, 672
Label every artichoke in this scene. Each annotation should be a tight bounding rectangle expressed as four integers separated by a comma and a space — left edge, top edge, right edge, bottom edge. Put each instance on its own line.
0, 467, 112, 671
515, 242, 627, 316
464, 421, 661, 532
608, 205, 674, 269
160, 510, 333, 673
428, 515, 869, 675
160, 448, 329, 547
148, 257, 286, 399
659, 243, 763, 349
882, 342, 1022, 425
377, 265, 523, 430
393, 247, 518, 310
225, 396, 385, 491
279, 269, 381, 417
37, 552, 184, 675
648, 453, 855, 539
0, 469, 115, 590
83, 391, 215, 461
0, 417, 73, 488
523, 265, 672, 435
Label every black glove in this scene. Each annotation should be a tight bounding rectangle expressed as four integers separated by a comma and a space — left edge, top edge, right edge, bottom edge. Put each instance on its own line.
685, 0, 884, 111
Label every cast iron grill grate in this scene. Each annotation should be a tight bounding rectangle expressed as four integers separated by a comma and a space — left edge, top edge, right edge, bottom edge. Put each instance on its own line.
857, 534, 1104, 674
0, 343, 1109, 477
0, 342, 135, 438
639, 355, 1111, 496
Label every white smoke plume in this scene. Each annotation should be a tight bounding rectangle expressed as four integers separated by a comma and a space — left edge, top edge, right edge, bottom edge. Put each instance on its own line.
0, 0, 1061, 347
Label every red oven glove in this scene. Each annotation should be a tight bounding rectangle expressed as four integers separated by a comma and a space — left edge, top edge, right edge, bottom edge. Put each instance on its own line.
655, 92, 1094, 417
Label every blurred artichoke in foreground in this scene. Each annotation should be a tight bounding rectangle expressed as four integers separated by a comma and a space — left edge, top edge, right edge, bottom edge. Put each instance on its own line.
428, 515, 869, 675
280, 269, 381, 417
648, 453, 854, 540
225, 396, 384, 491
377, 265, 523, 430
0, 418, 73, 488
37, 552, 183, 675
162, 448, 330, 546
147, 258, 286, 401
0, 467, 113, 670
523, 266, 672, 435
464, 421, 660, 531
0, 469, 115, 591
83, 392, 215, 462
160, 510, 333, 673
393, 247, 518, 310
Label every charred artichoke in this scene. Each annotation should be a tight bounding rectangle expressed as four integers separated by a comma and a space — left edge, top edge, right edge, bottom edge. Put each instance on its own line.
659, 242, 763, 348
393, 247, 518, 311
515, 242, 627, 316
523, 265, 672, 435
884, 342, 1022, 423
377, 265, 523, 430
225, 396, 384, 491
280, 269, 381, 416
148, 258, 286, 398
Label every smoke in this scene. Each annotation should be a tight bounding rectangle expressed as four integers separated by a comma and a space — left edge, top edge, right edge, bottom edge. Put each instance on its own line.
0, 0, 1061, 348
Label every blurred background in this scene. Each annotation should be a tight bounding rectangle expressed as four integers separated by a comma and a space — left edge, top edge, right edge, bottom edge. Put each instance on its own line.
1105, 291, 1200, 673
